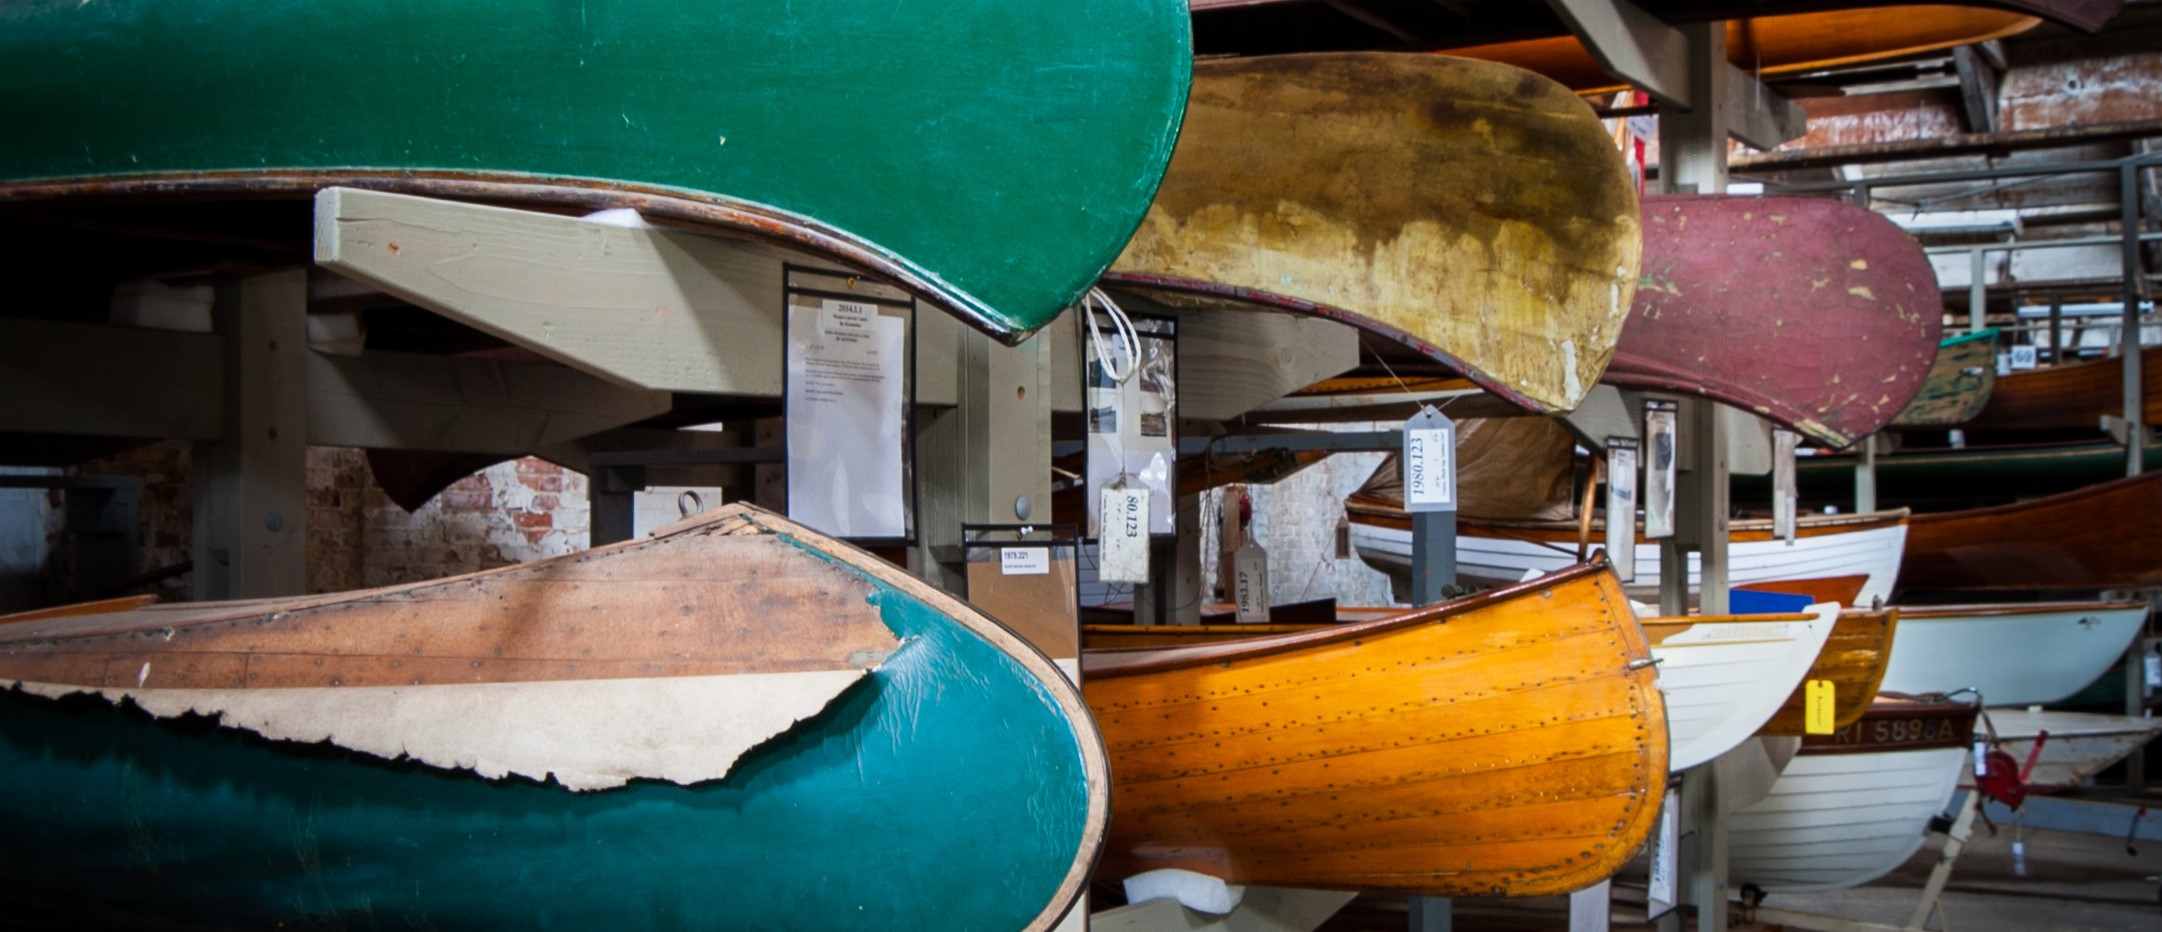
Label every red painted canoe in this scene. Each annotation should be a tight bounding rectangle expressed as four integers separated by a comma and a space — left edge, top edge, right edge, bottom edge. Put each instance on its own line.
1900, 469, 2162, 591
1602, 195, 1942, 449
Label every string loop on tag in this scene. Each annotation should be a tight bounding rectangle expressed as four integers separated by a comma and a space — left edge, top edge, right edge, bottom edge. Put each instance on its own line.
1081, 287, 1140, 385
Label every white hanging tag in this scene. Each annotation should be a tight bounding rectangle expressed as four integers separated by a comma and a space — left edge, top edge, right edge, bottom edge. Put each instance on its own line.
1605, 438, 1640, 582
2010, 344, 2037, 371
1646, 800, 1679, 919
1643, 399, 1678, 540
1098, 485, 1151, 583
2144, 648, 2160, 692
1232, 539, 1270, 624
1972, 737, 1990, 776
1773, 428, 1800, 543
1402, 405, 1456, 514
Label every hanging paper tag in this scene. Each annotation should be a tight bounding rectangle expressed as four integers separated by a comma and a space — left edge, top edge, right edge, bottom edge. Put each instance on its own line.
1233, 540, 1270, 624
1098, 486, 1150, 583
1605, 438, 1640, 583
2144, 649, 2160, 692
999, 546, 1049, 576
1804, 679, 1836, 735
1972, 737, 1990, 776
1643, 399, 1678, 540
1773, 428, 1800, 543
1402, 405, 1456, 513
1646, 801, 1679, 919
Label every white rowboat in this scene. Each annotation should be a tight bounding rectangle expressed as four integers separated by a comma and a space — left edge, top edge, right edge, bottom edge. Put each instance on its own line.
1880, 602, 2149, 706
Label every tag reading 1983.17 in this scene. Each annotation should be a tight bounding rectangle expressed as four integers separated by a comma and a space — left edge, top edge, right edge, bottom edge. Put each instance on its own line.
1232, 540, 1270, 624
1097, 486, 1151, 584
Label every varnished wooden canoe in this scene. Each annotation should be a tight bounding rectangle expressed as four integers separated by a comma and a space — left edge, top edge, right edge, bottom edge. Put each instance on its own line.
1347, 492, 1910, 606
1641, 607, 1838, 770
1108, 52, 1641, 415
1892, 329, 2000, 427
1737, 439, 2162, 510
1900, 470, 2162, 591
1881, 601, 2150, 704
0, 0, 1193, 341
1730, 694, 1979, 893
1085, 562, 1666, 896
1963, 345, 2162, 434
1759, 609, 1898, 737
1445, 7, 2044, 94
0, 505, 1105, 930
1603, 195, 1943, 448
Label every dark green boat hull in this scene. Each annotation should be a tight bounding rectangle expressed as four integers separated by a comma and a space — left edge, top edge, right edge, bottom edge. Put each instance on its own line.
0, 0, 1192, 340
0, 579, 1094, 930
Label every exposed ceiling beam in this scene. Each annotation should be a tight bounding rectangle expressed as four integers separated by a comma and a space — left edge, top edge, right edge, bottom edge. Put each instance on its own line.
1546, 0, 1807, 149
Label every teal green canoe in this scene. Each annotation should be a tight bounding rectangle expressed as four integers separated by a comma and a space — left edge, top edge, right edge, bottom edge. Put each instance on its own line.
0, 0, 1191, 341
0, 505, 1106, 930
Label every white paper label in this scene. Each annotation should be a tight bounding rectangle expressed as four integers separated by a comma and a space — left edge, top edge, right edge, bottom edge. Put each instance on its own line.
1773, 428, 1800, 543
1098, 487, 1151, 583
999, 547, 1049, 576
1647, 801, 1679, 918
1402, 406, 1456, 513
1605, 438, 1639, 582
1233, 541, 1270, 624
1643, 401, 1678, 540
1972, 738, 1989, 776
786, 300, 907, 539
2144, 652, 2160, 691
2010, 344, 2037, 371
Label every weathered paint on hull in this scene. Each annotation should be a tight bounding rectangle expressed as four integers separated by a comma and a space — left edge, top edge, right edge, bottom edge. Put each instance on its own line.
0, 0, 1193, 341
0, 507, 1104, 930
1892, 329, 1999, 427
1606, 195, 1942, 448
1982, 710, 2162, 791
1085, 563, 1667, 896
1446, 7, 2043, 93
1110, 52, 1641, 414
1901, 471, 2162, 591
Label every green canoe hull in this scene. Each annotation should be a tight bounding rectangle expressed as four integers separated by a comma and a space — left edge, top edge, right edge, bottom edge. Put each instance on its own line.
0, 548, 1097, 930
0, 0, 1191, 340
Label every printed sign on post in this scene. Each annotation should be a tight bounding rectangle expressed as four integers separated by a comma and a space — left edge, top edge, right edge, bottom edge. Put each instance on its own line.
1233, 540, 1270, 624
1643, 399, 1678, 540
1774, 428, 1801, 543
999, 547, 1050, 576
1097, 486, 1151, 583
1402, 405, 1457, 513
1646, 800, 1679, 920
1605, 438, 1640, 582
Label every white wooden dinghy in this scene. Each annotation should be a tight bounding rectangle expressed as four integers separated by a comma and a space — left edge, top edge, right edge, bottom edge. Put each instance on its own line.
1643, 605, 1839, 772
1879, 601, 2150, 706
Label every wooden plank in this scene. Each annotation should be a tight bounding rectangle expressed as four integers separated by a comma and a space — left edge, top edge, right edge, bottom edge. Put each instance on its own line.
190, 271, 308, 600
307, 350, 670, 453
0, 318, 222, 441
315, 187, 788, 395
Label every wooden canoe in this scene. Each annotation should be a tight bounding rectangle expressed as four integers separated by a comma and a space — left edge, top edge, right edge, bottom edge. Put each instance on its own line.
1737, 439, 2162, 510
1603, 195, 1943, 448
0, 0, 1193, 341
1730, 694, 1979, 893
1346, 492, 1910, 606
1084, 562, 1667, 896
1445, 7, 2045, 95
1108, 52, 1641, 415
1758, 609, 1898, 737
0, 504, 1105, 930
1881, 601, 2150, 705
1641, 607, 1838, 770
1900, 470, 2162, 591
1962, 345, 2162, 434
1892, 329, 2000, 427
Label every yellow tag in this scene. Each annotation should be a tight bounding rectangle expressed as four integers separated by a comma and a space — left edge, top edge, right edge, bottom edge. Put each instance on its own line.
1805, 679, 1836, 735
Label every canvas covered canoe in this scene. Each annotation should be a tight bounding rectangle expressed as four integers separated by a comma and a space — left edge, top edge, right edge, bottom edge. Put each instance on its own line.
1108, 52, 1641, 416
1900, 470, 2162, 591
1085, 561, 1666, 896
1603, 195, 1943, 448
1892, 329, 2000, 428
0, 504, 1105, 930
0, 0, 1193, 342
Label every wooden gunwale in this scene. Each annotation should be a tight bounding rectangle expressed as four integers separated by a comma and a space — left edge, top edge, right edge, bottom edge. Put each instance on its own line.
0, 172, 1026, 343
1897, 600, 2149, 619
1087, 560, 1610, 676
1638, 613, 1818, 645
1902, 469, 2162, 590
0, 595, 157, 625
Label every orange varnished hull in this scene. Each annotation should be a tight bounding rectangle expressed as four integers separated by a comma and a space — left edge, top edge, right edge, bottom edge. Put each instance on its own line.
1760, 609, 1897, 737
1084, 563, 1667, 896
1902, 470, 2162, 590
1447, 7, 2040, 94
